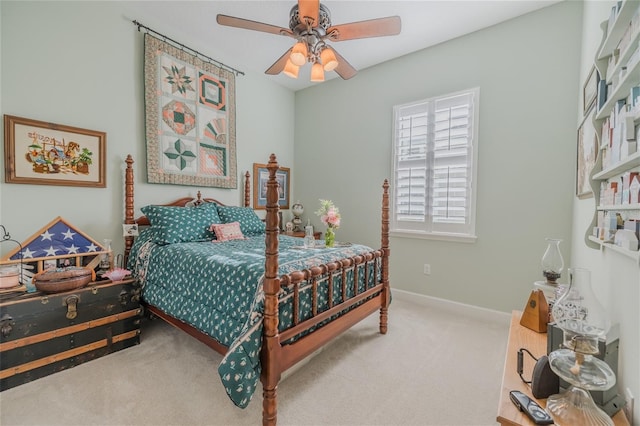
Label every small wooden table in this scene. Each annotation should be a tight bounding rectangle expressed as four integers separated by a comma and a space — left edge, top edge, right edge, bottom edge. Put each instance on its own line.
497, 311, 629, 426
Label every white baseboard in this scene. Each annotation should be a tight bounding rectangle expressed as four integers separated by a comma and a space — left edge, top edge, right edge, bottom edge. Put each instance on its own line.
391, 288, 510, 326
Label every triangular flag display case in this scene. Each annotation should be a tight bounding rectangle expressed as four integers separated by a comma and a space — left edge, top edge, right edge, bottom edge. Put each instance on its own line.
0, 216, 109, 290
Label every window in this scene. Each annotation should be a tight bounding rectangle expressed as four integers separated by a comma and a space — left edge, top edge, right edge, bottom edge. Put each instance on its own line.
391, 88, 479, 241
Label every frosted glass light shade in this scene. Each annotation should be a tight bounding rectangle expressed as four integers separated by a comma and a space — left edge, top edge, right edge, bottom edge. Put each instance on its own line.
320, 48, 338, 71
290, 42, 308, 66
310, 63, 324, 82
283, 59, 299, 79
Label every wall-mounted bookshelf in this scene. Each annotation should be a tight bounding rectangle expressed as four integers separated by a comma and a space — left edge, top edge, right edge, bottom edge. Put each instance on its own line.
587, 0, 640, 261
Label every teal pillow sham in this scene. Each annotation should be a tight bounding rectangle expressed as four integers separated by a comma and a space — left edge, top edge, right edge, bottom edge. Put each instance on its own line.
141, 202, 222, 244
216, 205, 265, 236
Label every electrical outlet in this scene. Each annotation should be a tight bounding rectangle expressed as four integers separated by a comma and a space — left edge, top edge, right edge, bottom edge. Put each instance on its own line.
423, 264, 431, 275
624, 388, 634, 424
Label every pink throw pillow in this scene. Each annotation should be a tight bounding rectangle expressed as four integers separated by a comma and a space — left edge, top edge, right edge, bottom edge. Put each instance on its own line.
210, 222, 246, 242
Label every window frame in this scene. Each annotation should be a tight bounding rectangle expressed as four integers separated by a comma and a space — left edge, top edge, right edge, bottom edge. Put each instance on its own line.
390, 88, 479, 243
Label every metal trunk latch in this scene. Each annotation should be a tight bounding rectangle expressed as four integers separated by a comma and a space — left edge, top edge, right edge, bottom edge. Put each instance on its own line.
1, 314, 14, 338
65, 295, 80, 319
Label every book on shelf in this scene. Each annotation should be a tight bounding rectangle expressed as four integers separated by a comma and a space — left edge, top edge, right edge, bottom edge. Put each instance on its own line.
598, 79, 609, 110
606, 49, 619, 81
601, 116, 612, 149
631, 86, 640, 108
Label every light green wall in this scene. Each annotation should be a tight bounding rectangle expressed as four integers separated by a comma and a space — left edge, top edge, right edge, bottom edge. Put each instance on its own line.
573, 2, 639, 422
0, 1, 295, 256
295, 1, 581, 313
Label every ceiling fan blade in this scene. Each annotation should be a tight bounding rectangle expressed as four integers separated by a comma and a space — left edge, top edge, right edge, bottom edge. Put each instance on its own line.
265, 47, 294, 75
329, 47, 357, 80
327, 16, 401, 41
217, 14, 293, 37
298, 0, 320, 27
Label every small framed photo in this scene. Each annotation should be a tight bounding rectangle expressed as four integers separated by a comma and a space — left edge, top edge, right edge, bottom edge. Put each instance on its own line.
123, 224, 139, 237
252, 163, 290, 210
43, 259, 57, 271
57, 257, 76, 268
583, 66, 598, 114
3, 115, 106, 187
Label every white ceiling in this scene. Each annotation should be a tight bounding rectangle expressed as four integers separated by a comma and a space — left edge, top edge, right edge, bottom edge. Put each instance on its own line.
124, 0, 561, 91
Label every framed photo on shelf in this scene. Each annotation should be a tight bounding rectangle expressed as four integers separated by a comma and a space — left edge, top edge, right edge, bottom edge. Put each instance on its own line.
582, 66, 598, 114
3, 115, 106, 187
252, 162, 290, 210
576, 104, 598, 199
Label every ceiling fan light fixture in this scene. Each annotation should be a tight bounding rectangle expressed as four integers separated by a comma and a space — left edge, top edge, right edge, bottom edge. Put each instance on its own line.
283, 58, 300, 79
217, 1, 402, 83
320, 48, 338, 71
290, 41, 308, 66
310, 62, 324, 82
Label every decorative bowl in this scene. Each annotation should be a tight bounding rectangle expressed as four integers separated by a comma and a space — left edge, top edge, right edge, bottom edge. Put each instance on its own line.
102, 268, 131, 282
33, 267, 92, 294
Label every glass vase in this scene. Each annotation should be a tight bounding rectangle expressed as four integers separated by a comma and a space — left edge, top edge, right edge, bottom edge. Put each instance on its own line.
100, 239, 112, 271
325, 227, 335, 247
304, 225, 315, 249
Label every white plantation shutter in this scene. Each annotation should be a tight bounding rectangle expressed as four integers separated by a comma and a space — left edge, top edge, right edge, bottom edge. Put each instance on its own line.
392, 88, 478, 240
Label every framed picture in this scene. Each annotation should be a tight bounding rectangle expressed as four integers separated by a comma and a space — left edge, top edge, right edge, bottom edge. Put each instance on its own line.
253, 163, 290, 210
576, 104, 598, 199
3, 115, 106, 187
583, 66, 598, 114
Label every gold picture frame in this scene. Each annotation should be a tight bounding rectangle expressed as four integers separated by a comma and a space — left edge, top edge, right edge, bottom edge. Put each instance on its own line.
252, 162, 290, 210
4, 115, 106, 187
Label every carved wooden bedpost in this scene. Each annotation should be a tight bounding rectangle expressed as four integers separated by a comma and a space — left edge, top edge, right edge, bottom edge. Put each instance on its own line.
124, 155, 135, 267
261, 154, 281, 426
380, 179, 390, 334
244, 171, 251, 208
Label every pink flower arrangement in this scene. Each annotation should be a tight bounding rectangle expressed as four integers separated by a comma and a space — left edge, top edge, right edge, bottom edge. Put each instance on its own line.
316, 199, 341, 229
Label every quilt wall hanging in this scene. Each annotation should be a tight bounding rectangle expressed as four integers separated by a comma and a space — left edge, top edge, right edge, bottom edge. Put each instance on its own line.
144, 33, 237, 188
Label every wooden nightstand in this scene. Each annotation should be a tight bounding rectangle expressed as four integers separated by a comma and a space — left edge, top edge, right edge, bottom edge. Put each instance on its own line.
497, 311, 629, 426
283, 231, 321, 239
0, 278, 142, 391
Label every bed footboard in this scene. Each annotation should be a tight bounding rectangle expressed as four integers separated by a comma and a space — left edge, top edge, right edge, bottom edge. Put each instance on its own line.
261, 155, 390, 426
277, 252, 386, 370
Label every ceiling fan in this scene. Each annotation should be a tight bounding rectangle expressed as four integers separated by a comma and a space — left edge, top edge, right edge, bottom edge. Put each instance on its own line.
216, 0, 401, 82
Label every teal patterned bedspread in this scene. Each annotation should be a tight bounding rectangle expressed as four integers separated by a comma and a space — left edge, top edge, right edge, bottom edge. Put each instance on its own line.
128, 229, 379, 408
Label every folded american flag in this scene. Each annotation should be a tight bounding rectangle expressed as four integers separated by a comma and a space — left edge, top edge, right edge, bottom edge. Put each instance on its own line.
8, 216, 105, 261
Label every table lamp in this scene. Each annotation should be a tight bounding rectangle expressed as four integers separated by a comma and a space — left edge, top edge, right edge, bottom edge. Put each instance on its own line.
546, 267, 616, 426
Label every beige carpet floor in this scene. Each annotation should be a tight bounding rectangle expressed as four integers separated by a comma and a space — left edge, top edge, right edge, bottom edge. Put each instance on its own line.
0, 297, 509, 426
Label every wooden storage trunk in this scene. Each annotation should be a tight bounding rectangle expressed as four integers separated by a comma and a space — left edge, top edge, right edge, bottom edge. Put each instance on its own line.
0, 279, 141, 391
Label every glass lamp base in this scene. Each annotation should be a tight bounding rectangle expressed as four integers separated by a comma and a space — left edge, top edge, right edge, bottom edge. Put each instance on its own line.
547, 385, 613, 426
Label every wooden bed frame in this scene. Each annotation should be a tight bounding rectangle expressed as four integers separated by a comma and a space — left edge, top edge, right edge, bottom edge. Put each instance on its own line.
123, 154, 390, 425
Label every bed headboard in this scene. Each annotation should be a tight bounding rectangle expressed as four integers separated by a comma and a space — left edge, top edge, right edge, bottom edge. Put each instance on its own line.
123, 154, 251, 264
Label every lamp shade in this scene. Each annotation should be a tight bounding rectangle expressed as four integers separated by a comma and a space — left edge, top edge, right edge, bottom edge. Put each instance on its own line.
320, 48, 338, 71
290, 42, 308, 66
310, 63, 324, 82
283, 59, 299, 79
